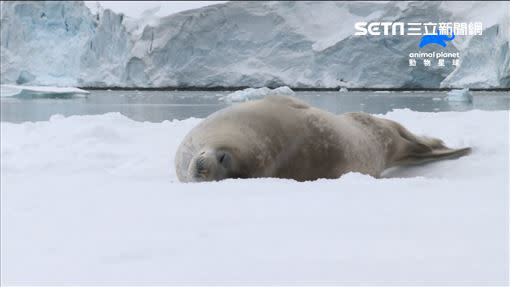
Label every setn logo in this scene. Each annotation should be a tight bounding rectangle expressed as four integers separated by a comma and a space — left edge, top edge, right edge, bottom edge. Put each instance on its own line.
354, 22, 482, 48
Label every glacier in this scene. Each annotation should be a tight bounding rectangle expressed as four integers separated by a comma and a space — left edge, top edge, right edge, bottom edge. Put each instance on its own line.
1, 1, 509, 89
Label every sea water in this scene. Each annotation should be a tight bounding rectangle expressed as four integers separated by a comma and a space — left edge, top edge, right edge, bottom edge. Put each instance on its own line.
1, 90, 509, 123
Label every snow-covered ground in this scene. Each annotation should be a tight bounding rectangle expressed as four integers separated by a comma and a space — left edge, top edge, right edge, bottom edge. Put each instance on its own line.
1, 109, 508, 284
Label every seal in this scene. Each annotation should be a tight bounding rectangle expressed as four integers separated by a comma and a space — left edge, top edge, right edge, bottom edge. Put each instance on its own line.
175, 95, 471, 182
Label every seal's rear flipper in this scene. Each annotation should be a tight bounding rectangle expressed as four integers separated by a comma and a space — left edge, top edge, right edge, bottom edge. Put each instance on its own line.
397, 144, 472, 166
392, 123, 472, 166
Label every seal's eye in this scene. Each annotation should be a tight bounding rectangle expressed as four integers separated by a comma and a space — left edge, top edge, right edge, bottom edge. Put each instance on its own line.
217, 151, 230, 168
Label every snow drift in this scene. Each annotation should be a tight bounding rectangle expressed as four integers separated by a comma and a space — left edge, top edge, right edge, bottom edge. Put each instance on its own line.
1, 109, 508, 284
1, 1, 509, 88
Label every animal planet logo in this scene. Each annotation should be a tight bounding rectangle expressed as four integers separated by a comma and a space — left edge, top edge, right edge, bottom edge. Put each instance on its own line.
354, 22, 483, 67
419, 31, 455, 48
354, 22, 483, 48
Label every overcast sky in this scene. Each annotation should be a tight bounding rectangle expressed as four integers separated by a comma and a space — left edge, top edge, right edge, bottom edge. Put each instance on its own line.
84, 1, 227, 18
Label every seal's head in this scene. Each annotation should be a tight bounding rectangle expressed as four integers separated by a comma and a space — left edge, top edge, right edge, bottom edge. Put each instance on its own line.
187, 148, 241, 181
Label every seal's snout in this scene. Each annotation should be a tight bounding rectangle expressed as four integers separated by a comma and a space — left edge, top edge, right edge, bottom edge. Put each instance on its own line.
195, 156, 209, 178
188, 149, 232, 182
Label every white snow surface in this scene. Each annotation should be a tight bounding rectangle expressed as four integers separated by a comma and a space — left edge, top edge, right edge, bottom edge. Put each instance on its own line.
220, 86, 295, 102
0, 84, 90, 97
1, 1, 509, 88
1, 109, 508, 284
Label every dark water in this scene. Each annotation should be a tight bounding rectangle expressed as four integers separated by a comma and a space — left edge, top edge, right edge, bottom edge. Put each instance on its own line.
1, 90, 509, 123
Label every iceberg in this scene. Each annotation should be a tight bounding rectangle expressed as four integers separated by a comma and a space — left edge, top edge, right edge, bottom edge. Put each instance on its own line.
446, 88, 473, 103
0, 84, 90, 97
219, 86, 295, 103
1, 1, 508, 88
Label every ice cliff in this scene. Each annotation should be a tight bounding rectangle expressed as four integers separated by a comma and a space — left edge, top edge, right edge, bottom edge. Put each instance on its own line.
1, 1, 508, 88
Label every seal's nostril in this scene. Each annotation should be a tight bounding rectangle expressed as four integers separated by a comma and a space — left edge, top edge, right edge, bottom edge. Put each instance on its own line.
194, 167, 208, 179
219, 153, 225, 163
